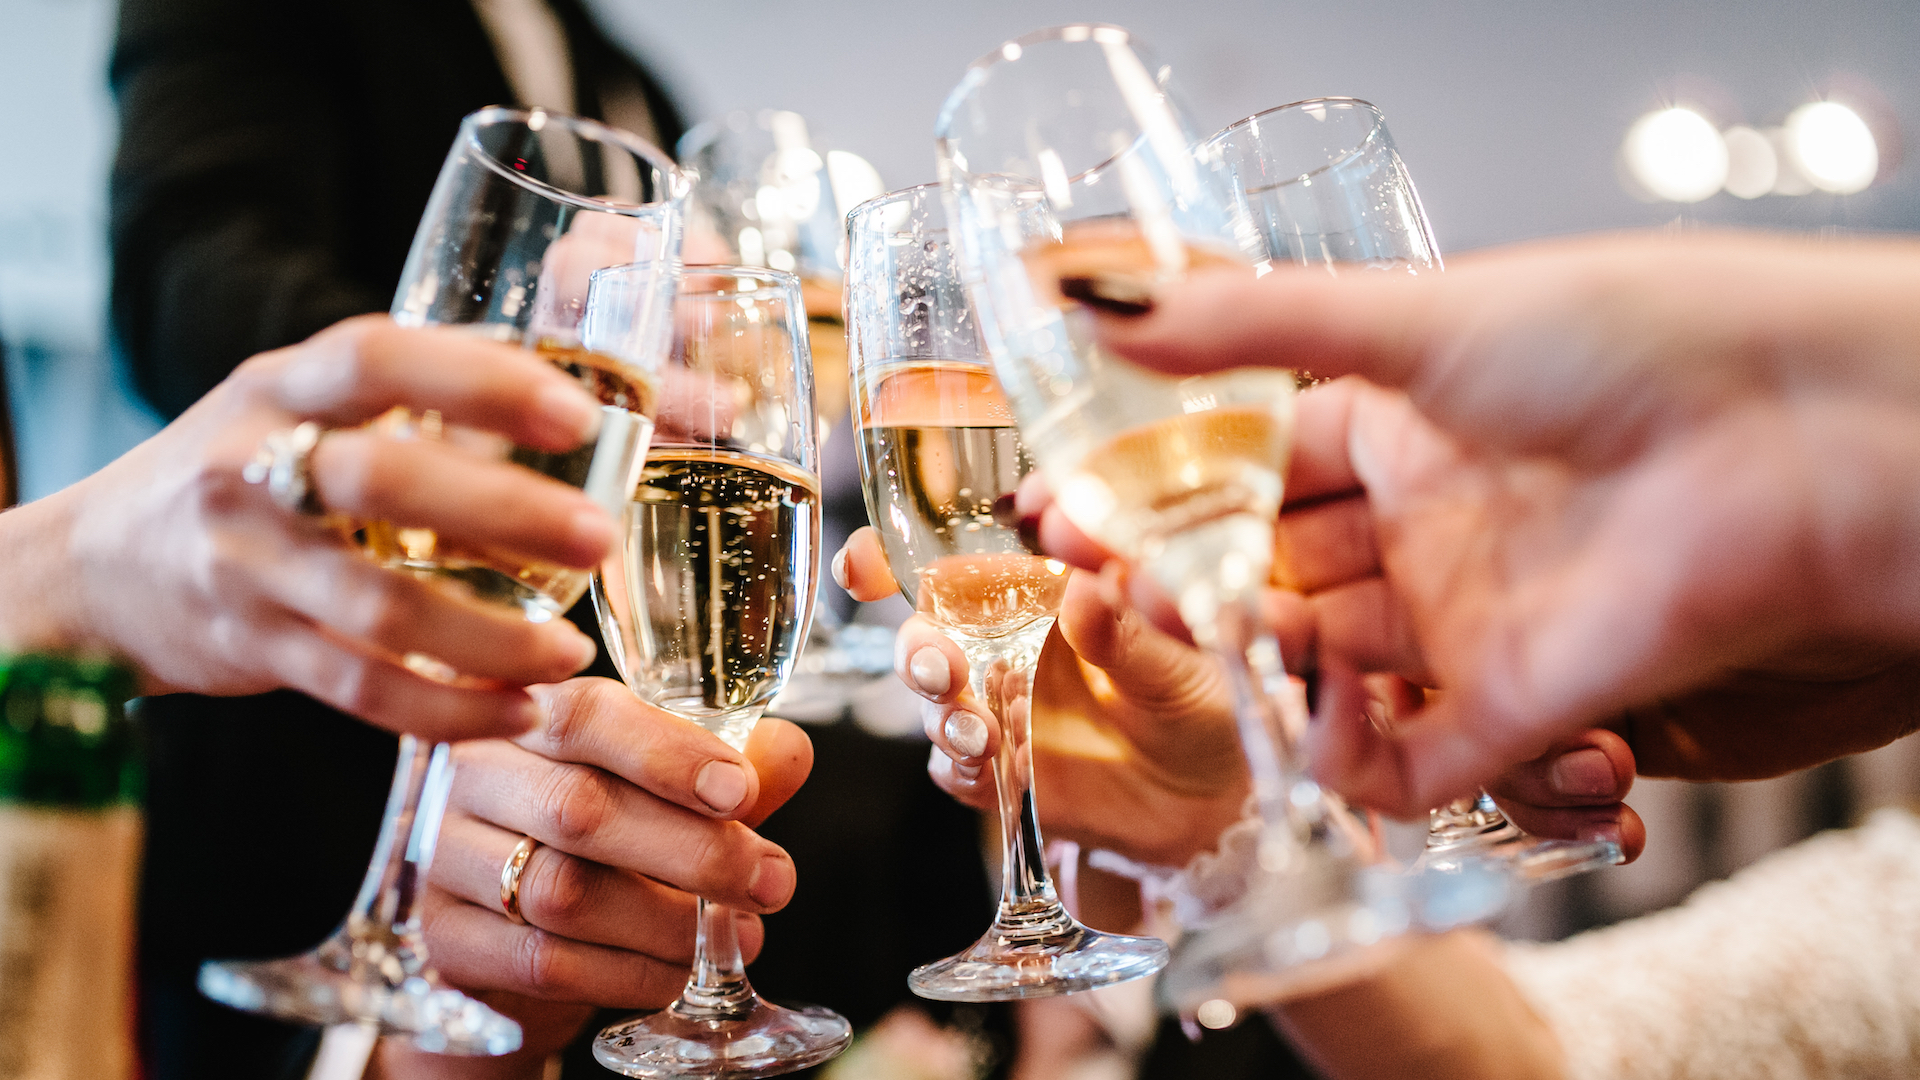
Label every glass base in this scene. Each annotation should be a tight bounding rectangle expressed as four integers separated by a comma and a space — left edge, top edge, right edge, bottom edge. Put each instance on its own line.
199, 934, 521, 1055
908, 905, 1169, 1002
1423, 831, 1624, 884
593, 998, 852, 1079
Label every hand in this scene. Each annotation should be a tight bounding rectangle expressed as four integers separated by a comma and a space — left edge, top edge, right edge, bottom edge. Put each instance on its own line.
386, 676, 813, 1071
1070, 232, 1920, 814
1, 315, 615, 741
834, 527, 1645, 865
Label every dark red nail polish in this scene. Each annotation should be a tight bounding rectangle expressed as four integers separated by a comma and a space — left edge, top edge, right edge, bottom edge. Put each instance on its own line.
1059, 274, 1156, 317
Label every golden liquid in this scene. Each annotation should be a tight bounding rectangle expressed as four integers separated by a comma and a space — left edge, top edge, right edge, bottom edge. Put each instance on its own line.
355, 340, 660, 621
610, 448, 820, 747
858, 362, 1066, 638
1015, 224, 1294, 563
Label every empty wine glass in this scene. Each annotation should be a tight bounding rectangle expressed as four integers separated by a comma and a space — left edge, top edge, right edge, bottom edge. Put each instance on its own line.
590, 265, 852, 1077
198, 107, 685, 1055
847, 183, 1170, 1000
935, 25, 1401, 1013
1207, 97, 1620, 884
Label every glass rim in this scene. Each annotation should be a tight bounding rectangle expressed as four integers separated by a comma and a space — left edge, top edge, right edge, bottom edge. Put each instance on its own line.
677, 262, 802, 300
464, 106, 690, 216
1203, 97, 1390, 184
843, 182, 940, 229
935, 23, 1144, 145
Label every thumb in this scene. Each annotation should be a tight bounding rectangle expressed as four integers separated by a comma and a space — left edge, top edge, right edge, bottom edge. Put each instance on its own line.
1056, 566, 1223, 716
741, 718, 813, 827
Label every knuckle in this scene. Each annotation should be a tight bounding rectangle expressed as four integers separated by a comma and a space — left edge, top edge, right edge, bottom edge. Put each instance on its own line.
515, 927, 572, 997
522, 852, 594, 929
343, 572, 420, 645
534, 763, 617, 848
536, 677, 619, 754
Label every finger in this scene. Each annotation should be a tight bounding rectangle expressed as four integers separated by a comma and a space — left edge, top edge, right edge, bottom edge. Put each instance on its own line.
256, 540, 598, 686
924, 698, 998, 769
434, 813, 700, 962
893, 616, 969, 705
258, 316, 604, 451
1485, 728, 1636, 809
451, 739, 795, 913
1274, 493, 1378, 594
311, 430, 614, 570
834, 527, 900, 602
1088, 264, 1433, 387
741, 717, 813, 828
926, 742, 998, 812
1056, 569, 1222, 716
251, 618, 542, 740
1016, 472, 1116, 572
421, 891, 762, 1008
1286, 377, 1366, 503
518, 678, 761, 819
1311, 578, 1431, 682
1493, 798, 1648, 864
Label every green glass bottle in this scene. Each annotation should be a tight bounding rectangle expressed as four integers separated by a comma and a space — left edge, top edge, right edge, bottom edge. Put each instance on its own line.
0, 655, 141, 1080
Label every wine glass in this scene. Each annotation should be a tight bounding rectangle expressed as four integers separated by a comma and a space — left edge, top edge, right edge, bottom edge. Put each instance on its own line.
198, 107, 687, 1055
1207, 97, 1622, 884
846, 183, 1170, 1000
589, 265, 852, 1077
680, 111, 892, 719
935, 25, 1404, 1012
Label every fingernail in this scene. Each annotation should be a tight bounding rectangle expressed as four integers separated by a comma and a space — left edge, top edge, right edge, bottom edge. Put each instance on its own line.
1016, 514, 1043, 555
991, 493, 1019, 529
1549, 748, 1616, 799
695, 760, 749, 814
830, 546, 851, 591
907, 646, 951, 697
570, 506, 616, 556
1576, 823, 1625, 851
954, 762, 982, 783
507, 695, 543, 734
1059, 274, 1156, 317
749, 853, 795, 909
562, 631, 598, 672
540, 383, 603, 443
945, 712, 989, 760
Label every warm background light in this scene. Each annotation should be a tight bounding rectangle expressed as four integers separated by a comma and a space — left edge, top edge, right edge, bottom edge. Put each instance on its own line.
1623, 107, 1728, 203
1785, 100, 1879, 194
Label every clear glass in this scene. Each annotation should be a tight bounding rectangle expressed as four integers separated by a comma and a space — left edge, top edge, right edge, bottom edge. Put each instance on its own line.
197, 108, 687, 1055
1209, 98, 1620, 883
590, 266, 851, 1078
679, 112, 893, 721
935, 26, 1390, 1013
847, 184, 1169, 1000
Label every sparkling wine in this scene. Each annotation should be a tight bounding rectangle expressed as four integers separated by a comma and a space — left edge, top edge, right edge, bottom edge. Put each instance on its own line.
357, 339, 659, 622
858, 362, 1066, 638
611, 448, 820, 748
1011, 226, 1294, 577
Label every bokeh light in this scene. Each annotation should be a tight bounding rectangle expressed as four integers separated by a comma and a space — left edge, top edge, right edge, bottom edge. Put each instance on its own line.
1785, 101, 1878, 194
1623, 107, 1728, 202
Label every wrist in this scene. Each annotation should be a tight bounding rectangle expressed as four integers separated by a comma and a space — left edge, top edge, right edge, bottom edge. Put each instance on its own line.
0, 490, 95, 658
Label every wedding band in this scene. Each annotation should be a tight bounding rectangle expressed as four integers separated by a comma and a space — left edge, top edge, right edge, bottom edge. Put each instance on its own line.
500, 836, 540, 925
241, 420, 328, 516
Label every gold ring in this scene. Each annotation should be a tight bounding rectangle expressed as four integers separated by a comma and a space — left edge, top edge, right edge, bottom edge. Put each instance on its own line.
240, 420, 329, 516
500, 836, 540, 925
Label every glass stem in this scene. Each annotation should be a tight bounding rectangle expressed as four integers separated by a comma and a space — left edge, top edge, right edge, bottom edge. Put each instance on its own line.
674, 899, 756, 1020
1203, 599, 1309, 829
341, 736, 457, 975
955, 618, 1073, 940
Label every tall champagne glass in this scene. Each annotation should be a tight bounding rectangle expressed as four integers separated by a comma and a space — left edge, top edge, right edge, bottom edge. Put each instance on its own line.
936, 26, 1399, 1012
198, 108, 686, 1054
590, 266, 852, 1077
847, 184, 1169, 1000
1208, 98, 1621, 883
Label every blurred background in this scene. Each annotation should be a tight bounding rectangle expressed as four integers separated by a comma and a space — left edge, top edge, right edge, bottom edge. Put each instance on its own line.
6, 0, 1918, 940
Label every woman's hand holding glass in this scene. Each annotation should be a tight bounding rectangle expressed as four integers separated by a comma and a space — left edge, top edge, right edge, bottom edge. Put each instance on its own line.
3, 315, 609, 742
834, 524, 1646, 868
359, 675, 814, 1076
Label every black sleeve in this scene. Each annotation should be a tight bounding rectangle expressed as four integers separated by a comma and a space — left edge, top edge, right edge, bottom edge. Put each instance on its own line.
108, 0, 384, 420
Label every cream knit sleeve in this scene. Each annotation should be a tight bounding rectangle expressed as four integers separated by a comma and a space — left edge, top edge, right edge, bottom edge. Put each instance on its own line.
1502, 808, 1920, 1080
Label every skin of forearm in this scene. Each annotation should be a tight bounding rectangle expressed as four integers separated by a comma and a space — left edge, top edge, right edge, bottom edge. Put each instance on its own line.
0, 490, 91, 658
1267, 931, 1566, 1080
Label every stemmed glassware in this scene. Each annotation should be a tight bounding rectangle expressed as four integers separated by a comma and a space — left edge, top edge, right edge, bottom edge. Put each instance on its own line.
1206, 98, 1622, 884
846, 183, 1170, 999
935, 25, 1401, 1013
198, 107, 686, 1054
589, 265, 852, 1077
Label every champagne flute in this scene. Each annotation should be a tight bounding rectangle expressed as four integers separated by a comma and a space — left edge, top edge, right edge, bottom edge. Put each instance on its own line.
1207, 98, 1621, 883
847, 183, 1170, 1000
198, 108, 686, 1054
590, 265, 852, 1077
935, 26, 1400, 1012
